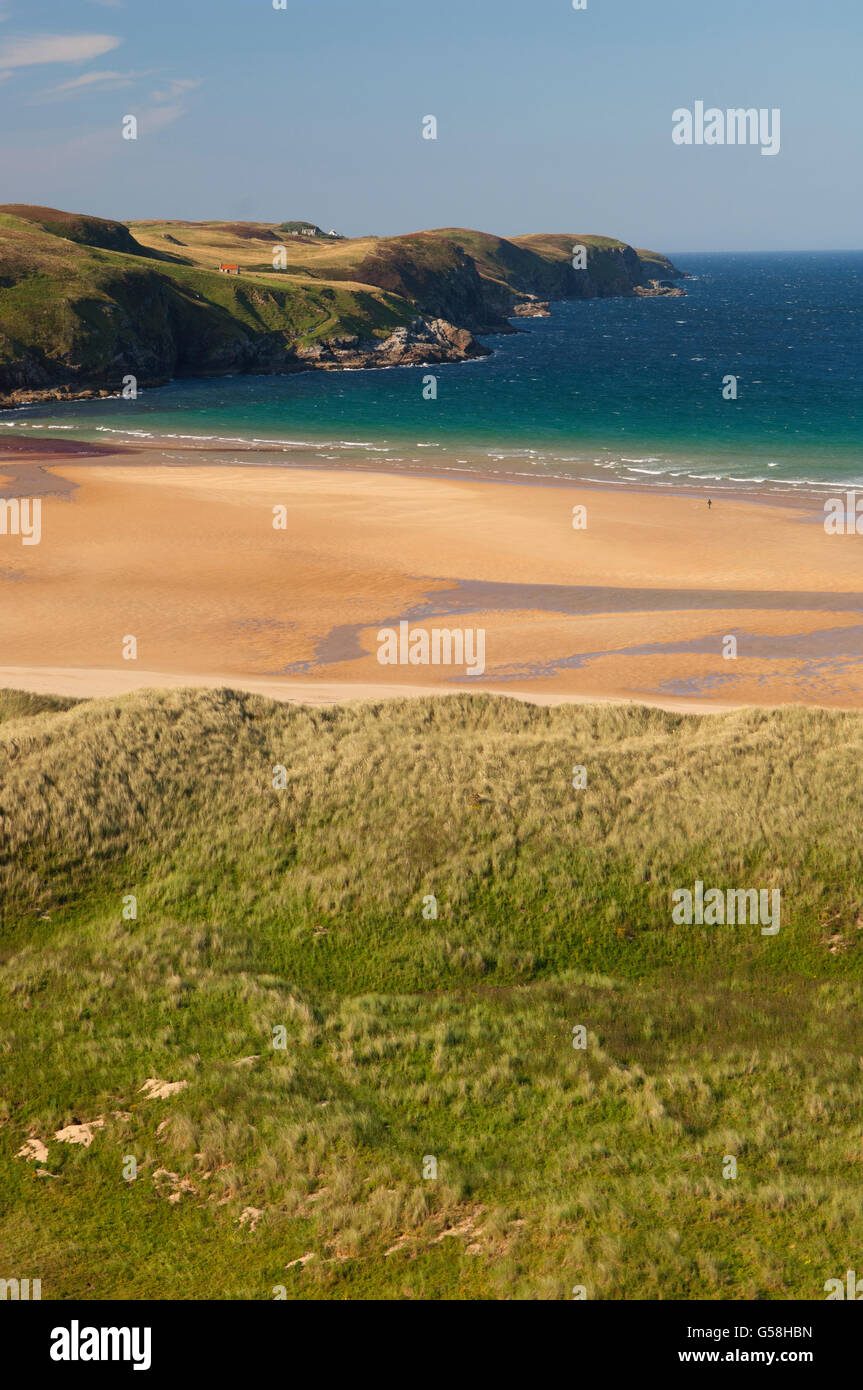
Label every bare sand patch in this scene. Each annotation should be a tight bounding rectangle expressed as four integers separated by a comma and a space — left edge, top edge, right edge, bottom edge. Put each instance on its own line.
1, 453, 861, 709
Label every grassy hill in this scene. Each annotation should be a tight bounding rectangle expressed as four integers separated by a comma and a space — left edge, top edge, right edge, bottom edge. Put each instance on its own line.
129, 218, 682, 323
0, 209, 414, 399
0, 688, 859, 1299
425, 228, 678, 302
0, 205, 682, 403
0, 204, 184, 263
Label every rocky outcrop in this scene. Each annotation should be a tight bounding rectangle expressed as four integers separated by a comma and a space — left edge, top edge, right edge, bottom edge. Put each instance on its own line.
292, 318, 490, 369
510, 298, 551, 318
1, 383, 132, 407
633, 279, 686, 298
0, 318, 490, 406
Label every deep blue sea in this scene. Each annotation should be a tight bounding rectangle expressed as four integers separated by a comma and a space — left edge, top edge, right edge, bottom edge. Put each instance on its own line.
5, 251, 862, 495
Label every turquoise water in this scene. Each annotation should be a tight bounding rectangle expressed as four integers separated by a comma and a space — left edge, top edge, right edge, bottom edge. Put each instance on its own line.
5, 252, 862, 494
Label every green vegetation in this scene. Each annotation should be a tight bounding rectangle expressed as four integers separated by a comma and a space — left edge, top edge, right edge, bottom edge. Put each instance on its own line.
635, 245, 682, 280
277, 221, 328, 238
0, 689, 859, 1299
0, 205, 681, 400
512, 232, 658, 293
430, 228, 671, 300
0, 210, 414, 396
0, 689, 79, 725
0, 205, 179, 261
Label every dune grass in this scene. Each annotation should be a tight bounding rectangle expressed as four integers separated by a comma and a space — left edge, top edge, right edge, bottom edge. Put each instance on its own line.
0, 689, 860, 1299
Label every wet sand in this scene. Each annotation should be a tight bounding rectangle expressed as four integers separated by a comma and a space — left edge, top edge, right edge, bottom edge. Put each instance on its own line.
1, 441, 862, 709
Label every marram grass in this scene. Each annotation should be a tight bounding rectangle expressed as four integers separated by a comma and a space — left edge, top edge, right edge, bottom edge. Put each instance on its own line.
0, 688, 860, 1299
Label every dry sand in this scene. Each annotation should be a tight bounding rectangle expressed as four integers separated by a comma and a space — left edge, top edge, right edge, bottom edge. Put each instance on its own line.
2, 441, 862, 710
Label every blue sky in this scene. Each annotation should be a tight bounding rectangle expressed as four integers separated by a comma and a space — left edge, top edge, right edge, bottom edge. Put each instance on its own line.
0, 0, 859, 252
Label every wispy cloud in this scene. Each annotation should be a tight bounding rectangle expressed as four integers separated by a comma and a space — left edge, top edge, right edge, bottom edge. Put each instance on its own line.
143, 102, 187, 134
63, 99, 191, 153
35, 68, 142, 101
0, 95, 196, 186
0, 33, 121, 70
150, 77, 201, 103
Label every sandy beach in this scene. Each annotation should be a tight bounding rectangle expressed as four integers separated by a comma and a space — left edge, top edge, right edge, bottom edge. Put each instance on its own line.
1, 438, 862, 710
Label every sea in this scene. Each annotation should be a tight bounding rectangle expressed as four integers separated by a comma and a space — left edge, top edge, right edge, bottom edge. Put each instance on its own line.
4, 251, 862, 496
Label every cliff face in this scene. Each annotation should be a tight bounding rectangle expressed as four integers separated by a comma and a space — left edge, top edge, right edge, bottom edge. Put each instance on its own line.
0, 315, 490, 406
325, 235, 515, 334
0, 206, 684, 405
504, 234, 683, 299
335, 229, 685, 331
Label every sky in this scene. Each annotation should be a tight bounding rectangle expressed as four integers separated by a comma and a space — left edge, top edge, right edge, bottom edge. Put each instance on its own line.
0, 0, 860, 253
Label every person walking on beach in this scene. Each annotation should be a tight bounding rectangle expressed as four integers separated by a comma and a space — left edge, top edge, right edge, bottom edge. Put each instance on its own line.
708, 498, 712, 510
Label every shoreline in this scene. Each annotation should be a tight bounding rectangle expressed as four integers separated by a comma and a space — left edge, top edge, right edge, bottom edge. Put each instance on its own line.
0, 431, 841, 512
1, 450, 861, 711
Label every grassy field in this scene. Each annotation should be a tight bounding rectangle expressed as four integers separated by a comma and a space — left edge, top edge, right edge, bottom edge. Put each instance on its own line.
127, 218, 675, 288
1, 688, 859, 1300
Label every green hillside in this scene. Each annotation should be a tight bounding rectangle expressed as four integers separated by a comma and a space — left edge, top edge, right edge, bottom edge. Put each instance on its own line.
0, 211, 413, 397
0, 205, 683, 402
510, 232, 674, 294
428, 227, 679, 301
0, 204, 184, 262
0, 688, 859, 1299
